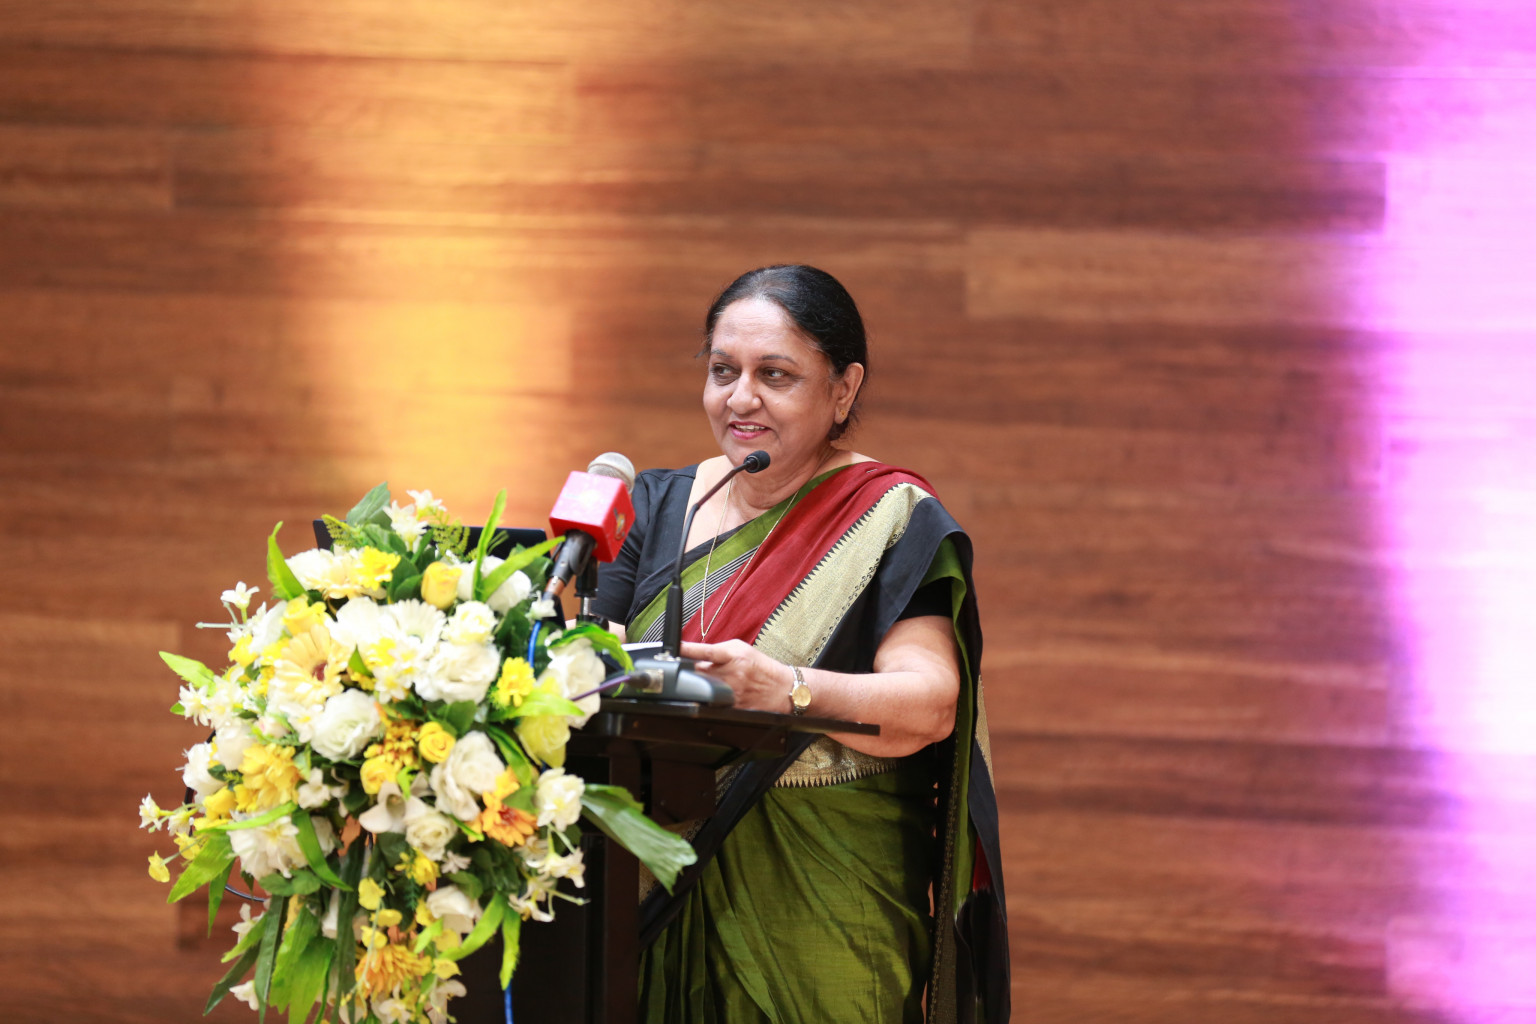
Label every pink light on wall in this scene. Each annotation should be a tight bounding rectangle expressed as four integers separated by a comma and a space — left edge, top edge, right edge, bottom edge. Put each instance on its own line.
1366, 15, 1536, 1018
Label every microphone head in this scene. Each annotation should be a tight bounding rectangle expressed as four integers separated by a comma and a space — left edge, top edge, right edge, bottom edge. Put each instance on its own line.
586, 451, 636, 493
742, 450, 771, 473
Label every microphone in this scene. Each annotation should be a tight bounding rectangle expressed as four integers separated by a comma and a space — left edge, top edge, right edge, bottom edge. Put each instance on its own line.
544, 453, 637, 600
621, 450, 771, 706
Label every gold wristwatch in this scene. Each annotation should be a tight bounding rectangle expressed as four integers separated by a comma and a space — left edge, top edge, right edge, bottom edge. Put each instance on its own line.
790, 665, 811, 716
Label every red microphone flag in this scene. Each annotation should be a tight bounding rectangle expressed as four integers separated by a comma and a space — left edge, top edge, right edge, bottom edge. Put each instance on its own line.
547, 470, 635, 562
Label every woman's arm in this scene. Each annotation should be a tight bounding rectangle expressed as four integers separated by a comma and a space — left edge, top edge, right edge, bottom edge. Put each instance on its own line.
679, 614, 960, 758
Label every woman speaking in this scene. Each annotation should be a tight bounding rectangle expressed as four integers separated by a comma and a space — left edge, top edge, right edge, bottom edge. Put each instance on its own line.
595, 265, 1008, 1023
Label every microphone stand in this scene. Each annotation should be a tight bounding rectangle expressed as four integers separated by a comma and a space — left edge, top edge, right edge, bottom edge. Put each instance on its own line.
624, 450, 770, 705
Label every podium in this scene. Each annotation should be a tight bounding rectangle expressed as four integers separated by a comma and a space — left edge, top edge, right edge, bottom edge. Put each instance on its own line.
454, 696, 878, 1023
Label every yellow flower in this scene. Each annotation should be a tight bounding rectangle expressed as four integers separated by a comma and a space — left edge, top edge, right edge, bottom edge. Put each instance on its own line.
235, 744, 303, 811
229, 634, 256, 667
358, 547, 401, 590
358, 878, 385, 911
433, 958, 461, 980
515, 708, 570, 768
475, 768, 536, 847
374, 908, 403, 928
492, 658, 536, 711
282, 597, 328, 638
420, 562, 462, 610
359, 756, 394, 796
203, 787, 236, 821
397, 851, 438, 887
415, 903, 436, 927
416, 722, 456, 764
354, 940, 432, 999
147, 852, 171, 883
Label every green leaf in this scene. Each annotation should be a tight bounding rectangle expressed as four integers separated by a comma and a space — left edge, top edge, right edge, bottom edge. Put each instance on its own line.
480, 538, 562, 603
202, 801, 298, 833
549, 622, 633, 671
270, 903, 321, 1009
346, 483, 392, 528
267, 524, 305, 601
499, 911, 522, 989
439, 895, 504, 962
207, 856, 236, 935
413, 919, 445, 954
170, 701, 185, 715
206, 937, 262, 1014
472, 489, 508, 599
484, 726, 534, 785
258, 868, 322, 896
441, 701, 477, 737
253, 894, 288, 1021
445, 871, 484, 905
508, 687, 583, 722
285, 933, 333, 1024
168, 831, 236, 904
159, 651, 218, 690
581, 784, 697, 894
292, 812, 349, 890
328, 841, 367, 1014
221, 904, 269, 963
390, 571, 423, 602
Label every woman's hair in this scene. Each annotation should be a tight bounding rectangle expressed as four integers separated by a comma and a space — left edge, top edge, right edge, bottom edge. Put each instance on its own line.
702, 264, 868, 440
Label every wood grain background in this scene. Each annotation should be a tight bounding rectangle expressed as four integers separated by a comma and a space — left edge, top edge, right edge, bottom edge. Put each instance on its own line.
2, 2, 1532, 1022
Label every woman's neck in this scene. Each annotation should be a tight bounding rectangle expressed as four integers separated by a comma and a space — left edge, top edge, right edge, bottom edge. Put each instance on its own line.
729, 444, 843, 515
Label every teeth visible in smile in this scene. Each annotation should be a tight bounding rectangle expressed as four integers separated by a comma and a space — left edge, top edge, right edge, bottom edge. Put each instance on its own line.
734, 425, 766, 432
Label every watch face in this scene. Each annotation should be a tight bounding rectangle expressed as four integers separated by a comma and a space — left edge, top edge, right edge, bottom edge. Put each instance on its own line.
791, 682, 812, 709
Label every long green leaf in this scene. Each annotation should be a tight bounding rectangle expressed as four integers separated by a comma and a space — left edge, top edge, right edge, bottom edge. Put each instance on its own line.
202, 801, 298, 833
479, 536, 562, 599
439, 895, 505, 962
258, 869, 322, 897
168, 831, 236, 904
472, 489, 508, 598
581, 785, 697, 894
253, 895, 288, 1021
285, 934, 333, 1024
159, 651, 218, 690
267, 524, 305, 601
328, 840, 367, 1017
508, 688, 583, 721
498, 911, 522, 989
270, 903, 321, 1010
221, 905, 270, 963
206, 939, 261, 1014
292, 812, 349, 890
346, 483, 392, 528
207, 856, 236, 934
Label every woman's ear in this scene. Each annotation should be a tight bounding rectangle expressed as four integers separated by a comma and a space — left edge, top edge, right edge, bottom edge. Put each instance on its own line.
836, 362, 866, 421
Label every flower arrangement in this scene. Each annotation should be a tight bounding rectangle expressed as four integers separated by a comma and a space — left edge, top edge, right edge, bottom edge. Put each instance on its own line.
140, 485, 694, 1022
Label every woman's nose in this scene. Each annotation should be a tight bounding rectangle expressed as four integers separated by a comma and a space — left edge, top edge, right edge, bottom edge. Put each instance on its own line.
727, 378, 761, 412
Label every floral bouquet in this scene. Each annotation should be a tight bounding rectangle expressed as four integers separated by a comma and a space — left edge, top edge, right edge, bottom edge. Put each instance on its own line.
140, 485, 694, 1023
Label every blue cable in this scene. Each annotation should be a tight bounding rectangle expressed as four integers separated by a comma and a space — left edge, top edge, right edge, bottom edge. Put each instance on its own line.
526, 621, 542, 664
504, 979, 514, 1024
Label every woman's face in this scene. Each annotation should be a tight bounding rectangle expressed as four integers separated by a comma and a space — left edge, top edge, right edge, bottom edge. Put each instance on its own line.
703, 297, 862, 474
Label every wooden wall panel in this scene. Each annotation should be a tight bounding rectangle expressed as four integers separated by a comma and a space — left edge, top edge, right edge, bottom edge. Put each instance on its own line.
1, 0, 1531, 1021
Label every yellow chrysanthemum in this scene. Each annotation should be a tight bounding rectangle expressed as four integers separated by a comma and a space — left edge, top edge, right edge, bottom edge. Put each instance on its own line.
357, 548, 401, 590
355, 940, 432, 999
475, 769, 535, 847
235, 744, 302, 812
492, 658, 536, 711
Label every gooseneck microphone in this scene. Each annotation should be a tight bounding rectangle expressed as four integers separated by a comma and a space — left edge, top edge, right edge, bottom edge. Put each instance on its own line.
620, 450, 771, 706
663, 450, 771, 657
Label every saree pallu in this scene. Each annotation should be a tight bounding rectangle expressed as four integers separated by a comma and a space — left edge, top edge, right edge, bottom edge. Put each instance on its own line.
614, 463, 1008, 1024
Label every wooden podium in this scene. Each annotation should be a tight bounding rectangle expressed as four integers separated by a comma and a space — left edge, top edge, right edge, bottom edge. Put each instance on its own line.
454, 696, 878, 1023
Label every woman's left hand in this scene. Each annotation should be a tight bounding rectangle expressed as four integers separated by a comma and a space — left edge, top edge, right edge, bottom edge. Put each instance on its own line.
679, 639, 793, 712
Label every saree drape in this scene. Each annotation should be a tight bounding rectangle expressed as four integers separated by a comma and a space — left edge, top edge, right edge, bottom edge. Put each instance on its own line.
594, 463, 1008, 1024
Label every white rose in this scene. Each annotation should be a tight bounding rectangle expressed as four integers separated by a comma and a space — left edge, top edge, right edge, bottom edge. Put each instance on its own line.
425, 884, 482, 934
310, 690, 383, 761
442, 602, 495, 647
181, 742, 223, 798
539, 639, 605, 726
533, 768, 585, 831
428, 731, 504, 822
211, 720, 256, 771
403, 797, 457, 862
417, 643, 499, 704
455, 559, 531, 614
